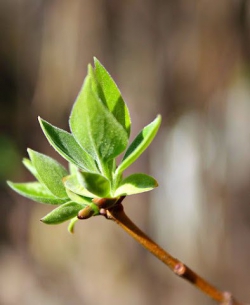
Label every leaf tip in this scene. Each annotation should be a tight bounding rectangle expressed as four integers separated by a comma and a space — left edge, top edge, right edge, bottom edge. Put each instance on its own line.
68, 217, 78, 233
22, 157, 29, 163
6, 180, 12, 188
87, 63, 94, 75
156, 114, 162, 120
68, 224, 75, 234
27, 148, 36, 162
93, 56, 99, 65
6, 180, 18, 192
38, 116, 44, 126
40, 217, 50, 224
154, 114, 162, 127
27, 147, 33, 156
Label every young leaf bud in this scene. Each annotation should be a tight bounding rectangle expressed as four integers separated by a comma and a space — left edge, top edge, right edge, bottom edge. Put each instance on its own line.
78, 206, 95, 219
92, 197, 118, 209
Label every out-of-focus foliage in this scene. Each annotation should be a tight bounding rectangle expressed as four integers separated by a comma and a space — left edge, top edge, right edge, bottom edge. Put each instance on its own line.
0, 136, 20, 182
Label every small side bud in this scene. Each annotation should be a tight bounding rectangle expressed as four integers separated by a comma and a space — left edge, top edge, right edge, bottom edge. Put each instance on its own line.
78, 206, 95, 219
92, 197, 107, 207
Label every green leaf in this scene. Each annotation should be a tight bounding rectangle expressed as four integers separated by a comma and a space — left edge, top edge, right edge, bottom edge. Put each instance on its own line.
93, 57, 131, 136
69, 74, 128, 166
41, 201, 84, 224
68, 217, 78, 233
63, 174, 95, 198
114, 173, 158, 197
28, 149, 68, 198
77, 171, 111, 198
116, 115, 161, 176
66, 188, 92, 205
38, 117, 98, 173
68, 163, 78, 175
7, 181, 67, 204
22, 158, 39, 180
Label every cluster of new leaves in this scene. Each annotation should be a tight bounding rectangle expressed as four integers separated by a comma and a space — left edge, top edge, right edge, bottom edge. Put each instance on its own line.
7, 58, 161, 233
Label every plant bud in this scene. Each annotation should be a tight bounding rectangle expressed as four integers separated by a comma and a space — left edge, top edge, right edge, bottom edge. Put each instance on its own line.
78, 206, 95, 219
92, 197, 118, 209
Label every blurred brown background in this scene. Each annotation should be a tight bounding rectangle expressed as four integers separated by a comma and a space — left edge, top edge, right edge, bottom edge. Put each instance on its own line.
1, 1, 250, 304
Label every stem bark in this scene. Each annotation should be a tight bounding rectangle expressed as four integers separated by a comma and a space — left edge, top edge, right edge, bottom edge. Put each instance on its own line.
106, 204, 244, 305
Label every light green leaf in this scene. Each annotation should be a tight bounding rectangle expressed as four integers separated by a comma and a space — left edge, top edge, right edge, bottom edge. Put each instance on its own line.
114, 173, 158, 197
39, 117, 98, 173
22, 158, 39, 180
69, 75, 128, 165
41, 201, 84, 224
69, 163, 78, 175
116, 115, 161, 176
93, 57, 131, 136
66, 188, 92, 205
63, 175, 95, 198
28, 149, 68, 198
77, 171, 111, 198
68, 217, 78, 234
7, 181, 67, 204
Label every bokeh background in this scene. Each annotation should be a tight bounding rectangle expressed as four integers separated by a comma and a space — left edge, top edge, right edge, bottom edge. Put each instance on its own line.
1, 1, 250, 304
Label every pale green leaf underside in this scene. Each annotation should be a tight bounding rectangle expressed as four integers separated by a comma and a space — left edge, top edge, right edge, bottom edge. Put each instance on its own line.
7, 181, 67, 205
66, 188, 92, 205
116, 115, 161, 175
28, 149, 68, 199
41, 201, 84, 224
63, 175, 95, 198
38, 117, 98, 173
69, 75, 128, 163
77, 171, 111, 198
114, 173, 158, 197
93, 57, 131, 136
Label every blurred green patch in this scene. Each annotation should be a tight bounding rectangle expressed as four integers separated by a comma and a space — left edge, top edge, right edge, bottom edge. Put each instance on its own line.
0, 135, 21, 183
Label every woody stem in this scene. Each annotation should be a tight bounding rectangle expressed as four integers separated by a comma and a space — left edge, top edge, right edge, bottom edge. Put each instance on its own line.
106, 203, 244, 305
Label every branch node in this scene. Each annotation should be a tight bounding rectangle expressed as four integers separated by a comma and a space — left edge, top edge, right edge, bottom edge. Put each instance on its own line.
219, 292, 232, 305
99, 208, 107, 217
106, 205, 245, 305
174, 262, 186, 276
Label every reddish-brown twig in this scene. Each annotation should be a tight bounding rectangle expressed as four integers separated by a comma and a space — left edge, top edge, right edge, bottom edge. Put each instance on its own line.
106, 203, 244, 305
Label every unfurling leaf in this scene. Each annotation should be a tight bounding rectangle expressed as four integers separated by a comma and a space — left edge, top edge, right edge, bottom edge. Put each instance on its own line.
77, 171, 111, 198
69, 75, 128, 166
114, 173, 158, 197
63, 174, 95, 198
68, 216, 78, 233
93, 57, 131, 136
66, 188, 92, 205
116, 115, 161, 175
